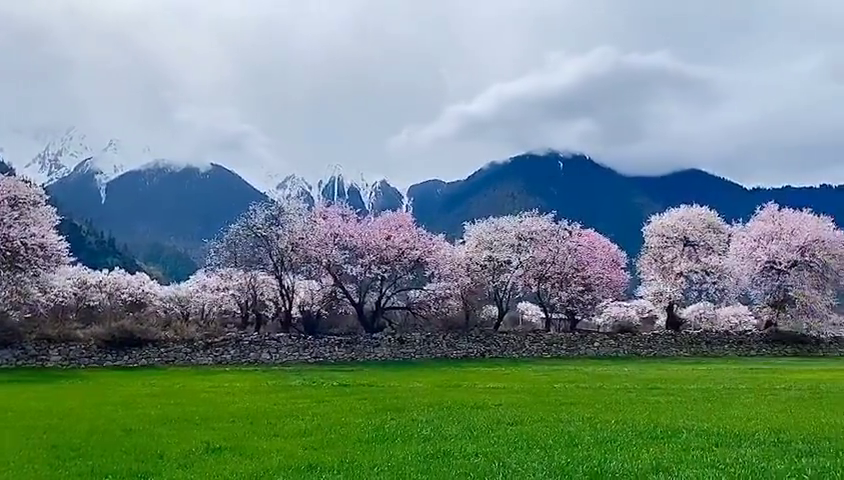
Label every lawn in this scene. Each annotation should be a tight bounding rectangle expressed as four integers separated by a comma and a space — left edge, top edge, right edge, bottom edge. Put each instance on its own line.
2, 358, 844, 479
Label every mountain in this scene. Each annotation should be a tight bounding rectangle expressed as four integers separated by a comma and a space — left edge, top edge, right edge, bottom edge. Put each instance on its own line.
368, 179, 406, 214
133, 242, 199, 284
273, 169, 405, 215
316, 168, 368, 213
274, 174, 316, 207
408, 151, 659, 254
10, 125, 844, 276
630, 168, 844, 229
48, 159, 268, 259
407, 150, 844, 258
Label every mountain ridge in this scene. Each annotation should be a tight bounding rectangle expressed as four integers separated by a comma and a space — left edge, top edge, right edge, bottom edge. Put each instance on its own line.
6, 129, 844, 277
406, 150, 844, 257
5, 127, 843, 197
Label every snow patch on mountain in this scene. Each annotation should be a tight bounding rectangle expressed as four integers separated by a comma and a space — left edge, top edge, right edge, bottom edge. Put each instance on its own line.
354, 175, 381, 212
137, 158, 214, 174
316, 164, 346, 203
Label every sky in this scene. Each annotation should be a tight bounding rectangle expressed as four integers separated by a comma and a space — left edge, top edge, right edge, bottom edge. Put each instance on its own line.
1, 0, 844, 190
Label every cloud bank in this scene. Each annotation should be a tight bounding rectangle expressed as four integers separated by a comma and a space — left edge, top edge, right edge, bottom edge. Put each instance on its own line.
2, 1, 844, 189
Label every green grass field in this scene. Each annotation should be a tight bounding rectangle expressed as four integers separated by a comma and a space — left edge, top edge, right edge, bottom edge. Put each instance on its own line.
2, 358, 844, 479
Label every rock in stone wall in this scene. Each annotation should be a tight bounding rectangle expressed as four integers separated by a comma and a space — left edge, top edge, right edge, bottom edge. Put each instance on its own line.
1, 331, 843, 368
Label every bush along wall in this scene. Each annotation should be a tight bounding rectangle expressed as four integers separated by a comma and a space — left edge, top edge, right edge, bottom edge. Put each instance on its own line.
2, 331, 844, 368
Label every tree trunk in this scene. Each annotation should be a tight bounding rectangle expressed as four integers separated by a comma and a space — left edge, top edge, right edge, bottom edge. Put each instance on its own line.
355, 305, 385, 334
279, 310, 293, 333
538, 304, 552, 332
253, 311, 265, 333
493, 309, 506, 332
361, 315, 386, 334
354, 304, 370, 333
763, 308, 779, 331
565, 310, 579, 332
238, 308, 250, 331
665, 301, 684, 332
463, 309, 472, 333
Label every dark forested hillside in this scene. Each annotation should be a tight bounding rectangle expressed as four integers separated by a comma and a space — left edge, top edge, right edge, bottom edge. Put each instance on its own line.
56, 219, 144, 274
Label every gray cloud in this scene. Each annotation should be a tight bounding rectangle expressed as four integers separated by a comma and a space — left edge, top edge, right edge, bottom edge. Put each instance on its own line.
390, 48, 720, 157
1, 1, 844, 190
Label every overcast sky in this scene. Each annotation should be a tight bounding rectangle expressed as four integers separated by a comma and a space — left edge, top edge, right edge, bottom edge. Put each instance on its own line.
2, 0, 844, 190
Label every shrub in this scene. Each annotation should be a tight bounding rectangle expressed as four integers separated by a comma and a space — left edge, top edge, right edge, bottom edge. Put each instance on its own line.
87, 320, 161, 348
680, 302, 717, 331
678, 303, 759, 332
430, 314, 471, 332
594, 304, 641, 333
594, 299, 658, 333
158, 318, 207, 341
300, 311, 324, 336
294, 314, 361, 336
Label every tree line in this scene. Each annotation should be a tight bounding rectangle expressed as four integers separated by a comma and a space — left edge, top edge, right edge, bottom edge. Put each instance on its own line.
2, 174, 843, 344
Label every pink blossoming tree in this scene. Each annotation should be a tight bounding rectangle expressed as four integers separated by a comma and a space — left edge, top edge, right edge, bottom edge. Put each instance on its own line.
729, 203, 844, 332
207, 198, 310, 332
41, 266, 162, 324
461, 211, 554, 331
160, 269, 237, 326
636, 204, 736, 324
301, 204, 453, 333
518, 221, 629, 331
0, 175, 71, 314
515, 216, 574, 330
556, 227, 630, 330
208, 268, 277, 332
435, 243, 487, 331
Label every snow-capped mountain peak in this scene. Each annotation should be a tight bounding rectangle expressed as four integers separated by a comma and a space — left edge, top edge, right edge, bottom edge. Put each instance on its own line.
14, 127, 92, 184
266, 166, 404, 214
0, 127, 146, 187
66, 139, 134, 203
273, 174, 313, 201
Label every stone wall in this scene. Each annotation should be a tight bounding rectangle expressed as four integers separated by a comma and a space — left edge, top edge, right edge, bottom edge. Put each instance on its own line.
3, 331, 844, 368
